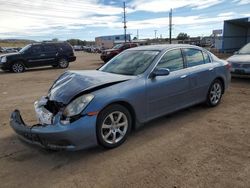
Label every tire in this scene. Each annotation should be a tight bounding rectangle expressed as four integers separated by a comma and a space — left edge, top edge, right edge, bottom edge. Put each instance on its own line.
96, 104, 132, 149
206, 79, 223, 107
58, 58, 69, 69
11, 62, 25, 73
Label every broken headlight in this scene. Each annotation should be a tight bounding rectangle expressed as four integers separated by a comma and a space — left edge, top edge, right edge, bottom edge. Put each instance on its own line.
63, 94, 94, 118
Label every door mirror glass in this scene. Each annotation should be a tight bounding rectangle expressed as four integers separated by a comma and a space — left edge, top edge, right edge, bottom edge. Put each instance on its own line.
150, 68, 170, 78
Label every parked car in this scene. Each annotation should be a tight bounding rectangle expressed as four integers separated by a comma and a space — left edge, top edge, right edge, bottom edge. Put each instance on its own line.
100, 43, 138, 62
10, 44, 230, 151
227, 42, 250, 75
0, 42, 76, 73
1, 47, 19, 53
73, 45, 82, 51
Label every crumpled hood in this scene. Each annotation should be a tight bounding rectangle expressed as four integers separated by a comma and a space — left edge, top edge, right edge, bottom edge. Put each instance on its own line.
227, 54, 250, 63
48, 70, 133, 104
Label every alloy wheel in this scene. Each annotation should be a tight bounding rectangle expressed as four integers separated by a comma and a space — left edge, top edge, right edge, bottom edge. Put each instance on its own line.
58, 59, 68, 68
101, 111, 128, 144
12, 63, 24, 73
209, 82, 222, 105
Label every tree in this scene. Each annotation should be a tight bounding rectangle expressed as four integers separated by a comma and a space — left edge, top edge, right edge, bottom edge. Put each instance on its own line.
52, 38, 59, 42
177, 33, 190, 40
66, 39, 87, 46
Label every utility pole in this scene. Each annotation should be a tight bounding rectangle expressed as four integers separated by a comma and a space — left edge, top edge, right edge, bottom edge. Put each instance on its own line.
169, 8, 172, 44
154, 30, 157, 39
123, 2, 127, 43
137, 29, 139, 40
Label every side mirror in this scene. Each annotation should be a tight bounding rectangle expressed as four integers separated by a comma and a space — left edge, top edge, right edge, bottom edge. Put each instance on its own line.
149, 68, 170, 79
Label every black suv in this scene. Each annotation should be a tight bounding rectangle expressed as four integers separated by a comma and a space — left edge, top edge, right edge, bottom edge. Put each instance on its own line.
0, 42, 76, 73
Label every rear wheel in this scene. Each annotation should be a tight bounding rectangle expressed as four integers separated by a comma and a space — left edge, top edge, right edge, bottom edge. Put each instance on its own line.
58, 58, 69, 68
96, 104, 132, 149
11, 62, 25, 73
206, 79, 223, 107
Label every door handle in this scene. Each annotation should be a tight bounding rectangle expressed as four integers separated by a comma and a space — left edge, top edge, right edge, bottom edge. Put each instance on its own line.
209, 67, 214, 71
180, 75, 187, 79
40, 54, 45, 57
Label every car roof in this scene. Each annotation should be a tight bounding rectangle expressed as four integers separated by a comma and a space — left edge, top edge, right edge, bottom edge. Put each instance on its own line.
32, 42, 69, 46
128, 44, 203, 52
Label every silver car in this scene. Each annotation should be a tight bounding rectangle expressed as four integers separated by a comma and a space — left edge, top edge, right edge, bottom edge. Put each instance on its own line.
227, 43, 250, 75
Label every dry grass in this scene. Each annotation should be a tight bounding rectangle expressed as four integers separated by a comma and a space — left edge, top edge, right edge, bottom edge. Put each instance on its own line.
0, 42, 29, 48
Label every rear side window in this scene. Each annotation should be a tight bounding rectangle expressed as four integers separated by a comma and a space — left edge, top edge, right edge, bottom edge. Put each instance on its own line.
31, 45, 44, 54
202, 51, 211, 63
156, 49, 184, 72
55, 43, 72, 51
44, 44, 57, 52
184, 49, 204, 67
62, 43, 72, 51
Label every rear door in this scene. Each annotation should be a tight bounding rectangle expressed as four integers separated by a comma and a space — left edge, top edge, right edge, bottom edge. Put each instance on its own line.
146, 49, 190, 120
182, 48, 215, 103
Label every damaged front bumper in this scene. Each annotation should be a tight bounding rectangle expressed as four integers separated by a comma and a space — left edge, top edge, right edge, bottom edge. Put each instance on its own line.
10, 110, 98, 151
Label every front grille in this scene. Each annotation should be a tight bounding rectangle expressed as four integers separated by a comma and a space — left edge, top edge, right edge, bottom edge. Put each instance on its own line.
44, 100, 64, 115
242, 64, 250, 68
232, 63, 250, 69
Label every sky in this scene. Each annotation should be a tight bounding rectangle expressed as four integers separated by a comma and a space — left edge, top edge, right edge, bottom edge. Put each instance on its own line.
0, 0, 249, 41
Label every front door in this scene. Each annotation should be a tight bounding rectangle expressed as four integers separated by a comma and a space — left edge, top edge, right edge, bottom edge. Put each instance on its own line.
146, 49, 190, 120
25, 45, 47, 67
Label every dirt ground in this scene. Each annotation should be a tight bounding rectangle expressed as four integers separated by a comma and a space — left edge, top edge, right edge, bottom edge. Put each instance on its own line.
0, 52, 250, 188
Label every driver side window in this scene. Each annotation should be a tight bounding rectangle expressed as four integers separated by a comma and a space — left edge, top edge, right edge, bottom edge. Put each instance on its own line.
156, 49, 184, 72
31, 45, 44, 54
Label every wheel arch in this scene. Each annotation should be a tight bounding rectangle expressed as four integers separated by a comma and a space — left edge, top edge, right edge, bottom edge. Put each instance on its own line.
99, 101, 137, 131
11, 59, 27, 67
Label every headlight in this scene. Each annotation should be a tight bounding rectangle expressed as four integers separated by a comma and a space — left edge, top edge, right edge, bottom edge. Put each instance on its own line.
63, 94, 94, 117
106, 51, 110, 55
1, 56, 7, 63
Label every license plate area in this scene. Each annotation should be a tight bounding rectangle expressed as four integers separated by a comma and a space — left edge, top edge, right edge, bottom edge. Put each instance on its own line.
235, 69, 245, 74
34, 97, 53, 125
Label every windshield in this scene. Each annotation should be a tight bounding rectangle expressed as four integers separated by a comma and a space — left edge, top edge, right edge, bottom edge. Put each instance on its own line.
239, 43, 250, 54
100, 50, 159, 76
19, 44, 31, 53
113, 44, 123, 49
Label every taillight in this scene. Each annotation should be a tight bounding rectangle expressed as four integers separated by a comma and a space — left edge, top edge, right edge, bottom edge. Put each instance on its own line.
226, 63, 231, 70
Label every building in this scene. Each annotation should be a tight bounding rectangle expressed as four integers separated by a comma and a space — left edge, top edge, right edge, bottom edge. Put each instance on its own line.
95, 34, 131, 49
222, 17, 250, 52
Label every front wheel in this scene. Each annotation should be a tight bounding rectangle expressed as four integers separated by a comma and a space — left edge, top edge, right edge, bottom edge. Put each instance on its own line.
206, 79, 223, 107
96, 104, 132, 149
11, 62, 25, 73
58, 58, 69, 69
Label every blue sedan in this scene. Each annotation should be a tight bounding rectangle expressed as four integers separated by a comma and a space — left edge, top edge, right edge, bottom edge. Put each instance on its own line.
10, 44, 231, 150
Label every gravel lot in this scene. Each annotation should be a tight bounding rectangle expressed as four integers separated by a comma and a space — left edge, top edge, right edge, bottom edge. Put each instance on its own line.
0, 52, 250, 188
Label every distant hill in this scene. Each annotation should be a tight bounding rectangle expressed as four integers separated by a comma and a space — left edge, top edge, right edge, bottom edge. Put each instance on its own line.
0, 39, 36, 47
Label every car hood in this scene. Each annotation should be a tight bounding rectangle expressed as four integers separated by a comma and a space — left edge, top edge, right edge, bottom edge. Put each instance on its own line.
227, 54, 250, 63
48, 70, 134, 104
0, 52, 20, 58
104, 49, 117, 53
